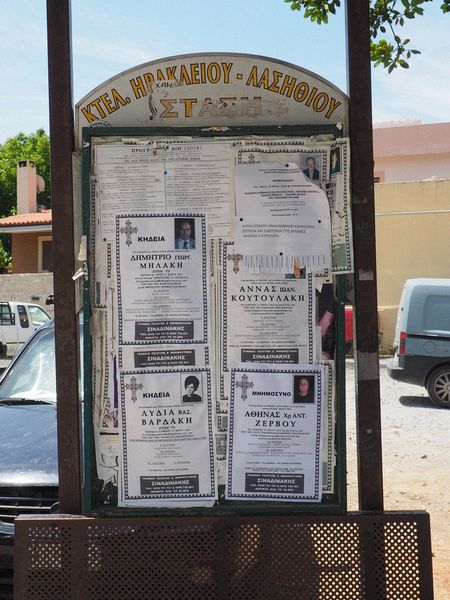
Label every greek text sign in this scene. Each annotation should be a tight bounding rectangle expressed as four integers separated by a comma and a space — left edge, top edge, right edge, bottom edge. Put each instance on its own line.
76, 53, 347, 146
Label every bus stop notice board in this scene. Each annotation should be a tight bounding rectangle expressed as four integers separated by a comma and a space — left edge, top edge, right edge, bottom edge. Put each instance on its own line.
12, 33, 434, 600
79, 53, 352, 514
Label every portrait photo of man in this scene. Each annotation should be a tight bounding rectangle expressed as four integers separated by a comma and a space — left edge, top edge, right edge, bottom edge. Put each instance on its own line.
293, 375, 315, 404
175, 218, 196, 250
302, 156, 320, 181
182, 375, 202, 403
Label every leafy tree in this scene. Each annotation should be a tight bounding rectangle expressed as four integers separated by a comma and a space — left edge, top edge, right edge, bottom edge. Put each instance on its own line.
284, 0, 450, 72
0, 239, 11, 272
0, 129, 51, 218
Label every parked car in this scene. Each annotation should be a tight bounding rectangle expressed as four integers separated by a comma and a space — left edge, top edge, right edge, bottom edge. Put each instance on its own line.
0, 321, 58, 599
0, 301, 51, 358
387, 278, 450, 408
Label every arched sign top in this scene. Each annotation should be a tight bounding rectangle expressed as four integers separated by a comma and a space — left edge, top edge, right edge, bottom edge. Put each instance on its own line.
75, 52, 348, 147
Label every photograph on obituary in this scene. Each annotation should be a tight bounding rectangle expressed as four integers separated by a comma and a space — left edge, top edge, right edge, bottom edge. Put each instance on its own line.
330, 147, 341, 175
293, 375, 316, 404
174, 217, 196, 250
182, 374, 203, 403
302, 155, 321, 181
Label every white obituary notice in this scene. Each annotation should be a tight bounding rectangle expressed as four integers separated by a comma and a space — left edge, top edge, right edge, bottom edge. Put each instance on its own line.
119, 368, 216, 507
116, 214, 209, 346
234, 163, 331, 273
220, 241, 315, 371
227, 365, 324, 502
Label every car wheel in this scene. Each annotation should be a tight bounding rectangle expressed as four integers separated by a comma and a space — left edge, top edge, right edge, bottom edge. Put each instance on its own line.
426, 366, 450, 408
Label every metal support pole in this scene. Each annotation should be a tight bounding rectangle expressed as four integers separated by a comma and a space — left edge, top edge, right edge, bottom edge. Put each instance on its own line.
346, 1, 384, 511
46, 0, 82, 513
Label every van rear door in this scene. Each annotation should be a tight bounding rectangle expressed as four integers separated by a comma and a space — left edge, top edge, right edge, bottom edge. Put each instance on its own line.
405, 280, 450, 358
393, 280, 413, 351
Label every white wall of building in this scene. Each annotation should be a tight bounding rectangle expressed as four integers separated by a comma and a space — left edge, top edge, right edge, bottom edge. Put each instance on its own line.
375, 153, 450, 183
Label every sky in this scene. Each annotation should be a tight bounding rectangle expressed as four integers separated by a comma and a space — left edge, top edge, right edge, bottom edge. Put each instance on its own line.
0, 0, 449, 143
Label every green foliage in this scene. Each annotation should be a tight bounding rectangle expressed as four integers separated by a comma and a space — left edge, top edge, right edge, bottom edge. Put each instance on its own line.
0, 129, 51, 218
0, 238, 11, 272
284, 0, 448, 71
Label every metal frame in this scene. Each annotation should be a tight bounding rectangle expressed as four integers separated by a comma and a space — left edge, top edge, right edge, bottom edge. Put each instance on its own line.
47, 0, 384, 518
81, 125, 348, 516
46, 0, 82, 514
346, 0, 384, 511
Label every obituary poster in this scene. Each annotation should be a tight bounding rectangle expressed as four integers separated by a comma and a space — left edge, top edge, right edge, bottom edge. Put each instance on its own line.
321, 361, 335, 493
220, 240, 315, 372
326, 139, 353, 273
236, 138, 353, 273
115, 213, 209, 346
118, 368, 216, 507
226, 365, 324, 502
233, 162, 331, 273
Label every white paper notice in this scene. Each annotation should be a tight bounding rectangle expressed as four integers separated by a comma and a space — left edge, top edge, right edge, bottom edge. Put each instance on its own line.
326, 139, 353, 273
226, 365, 324, 502
220, 241, 315, 371
118, 368, 216, 507
115, 214, 209, 346
94, 141, 233, 241
234, 163, 331, 273
95, 150, 166, 242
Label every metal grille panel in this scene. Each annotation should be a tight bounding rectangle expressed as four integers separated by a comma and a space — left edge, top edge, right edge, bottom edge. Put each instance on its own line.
14, 512, 433, 600
0, 487, 58, 523
374, 520, 424, 599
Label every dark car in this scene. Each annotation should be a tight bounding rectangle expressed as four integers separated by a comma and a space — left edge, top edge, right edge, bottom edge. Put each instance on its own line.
0, 321, 59, 599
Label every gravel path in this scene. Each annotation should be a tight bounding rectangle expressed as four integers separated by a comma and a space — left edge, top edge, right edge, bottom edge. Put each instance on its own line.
346, 360, 450, 599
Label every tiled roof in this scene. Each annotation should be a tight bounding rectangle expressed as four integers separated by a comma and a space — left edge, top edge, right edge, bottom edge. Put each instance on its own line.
0, 210, 52, 227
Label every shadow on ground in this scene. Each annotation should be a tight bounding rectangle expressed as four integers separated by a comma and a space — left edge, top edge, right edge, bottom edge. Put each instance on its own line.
399, 395, 440, 409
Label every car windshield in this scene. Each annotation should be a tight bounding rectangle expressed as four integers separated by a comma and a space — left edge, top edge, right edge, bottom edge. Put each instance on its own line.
28, 304, 51, 327
0, 327, 56, 403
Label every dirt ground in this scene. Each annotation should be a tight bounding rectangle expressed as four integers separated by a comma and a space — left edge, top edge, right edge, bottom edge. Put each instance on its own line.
345, 360, 450, 600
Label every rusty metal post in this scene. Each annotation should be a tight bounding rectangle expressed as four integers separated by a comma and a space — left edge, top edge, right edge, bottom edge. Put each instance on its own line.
346, 1, 384, 511
46, 0, 82, 513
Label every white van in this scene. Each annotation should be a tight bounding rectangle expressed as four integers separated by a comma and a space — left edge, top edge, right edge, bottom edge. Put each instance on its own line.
387, 278, 450, 408
0, 301, 51, 357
